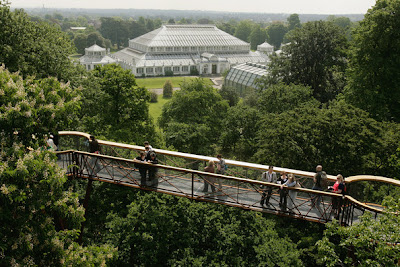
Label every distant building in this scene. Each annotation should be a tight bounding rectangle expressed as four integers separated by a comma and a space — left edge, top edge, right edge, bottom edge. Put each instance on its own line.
79, 44, 116, 71
224, 62, 268, 94
257, 42, 274, 55
111, 24, 269, 76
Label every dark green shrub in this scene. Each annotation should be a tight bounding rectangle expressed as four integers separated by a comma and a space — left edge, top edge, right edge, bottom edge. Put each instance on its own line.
164, 70, 173, 76
149, 91, 158, 103
163, 80, 173, 98
190, 68, 199, 75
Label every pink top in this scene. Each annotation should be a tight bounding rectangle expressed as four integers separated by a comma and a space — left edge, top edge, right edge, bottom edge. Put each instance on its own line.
333, 182, 339, 192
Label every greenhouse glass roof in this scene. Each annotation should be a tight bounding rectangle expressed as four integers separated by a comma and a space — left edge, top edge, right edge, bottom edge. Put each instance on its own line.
131, 25, 249, 49
225, 63, 269, 89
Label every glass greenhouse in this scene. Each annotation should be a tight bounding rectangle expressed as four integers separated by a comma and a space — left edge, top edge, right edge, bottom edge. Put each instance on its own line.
224, 63, 268, 94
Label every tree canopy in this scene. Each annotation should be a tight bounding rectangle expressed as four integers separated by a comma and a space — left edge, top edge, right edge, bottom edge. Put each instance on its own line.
0, 3, 76, 81
0, 65, 81, 148
266, 21, 348, 102
80, 64, 156, 144
317, 197, 400, 266
105, 193, 303, 266
266, 22, 288, 49
345, 0, 400, 122
159, 78, 229, 155
254, 100, 383, 176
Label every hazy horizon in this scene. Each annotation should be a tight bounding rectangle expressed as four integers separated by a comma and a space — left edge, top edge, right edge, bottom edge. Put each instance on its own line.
11, 0, 376, 15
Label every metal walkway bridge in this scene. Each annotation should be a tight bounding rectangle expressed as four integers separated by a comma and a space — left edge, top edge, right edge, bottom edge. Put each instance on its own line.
57, 131, 398, 225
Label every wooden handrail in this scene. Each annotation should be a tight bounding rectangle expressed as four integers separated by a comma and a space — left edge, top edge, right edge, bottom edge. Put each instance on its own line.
345, 175, 400, 186
58, 131, 335, 180
344, 195, 383, 213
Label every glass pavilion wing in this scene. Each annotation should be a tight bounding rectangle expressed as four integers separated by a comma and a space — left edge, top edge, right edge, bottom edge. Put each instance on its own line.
225, 63, 269, 89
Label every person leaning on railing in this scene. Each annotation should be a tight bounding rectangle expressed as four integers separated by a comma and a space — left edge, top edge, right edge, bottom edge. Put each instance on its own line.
277, 172, 288, 211
280, 173, 298, 215
329, 174, 346, 220
89, 135, 101, 154
135, 152, 148, 187
147, 152, 159, 188
202, 160, 216, 193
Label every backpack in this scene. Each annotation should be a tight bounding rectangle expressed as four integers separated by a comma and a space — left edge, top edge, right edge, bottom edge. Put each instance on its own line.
320, 171, 328, 191
219, 159, 227, 171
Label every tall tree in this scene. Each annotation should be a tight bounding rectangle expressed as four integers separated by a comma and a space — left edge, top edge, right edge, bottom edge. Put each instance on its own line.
249, 25, 267, 50
219, 103, 261, 160
234, 20, 254, 42
0, 65, 81, 148
99, 17, 129, 48
0, 64, 115, 266
266, 22, 288, 49
81, 64, 156, 144
159, 79, 229, 155
254, 100, 382, 176
0, 3, 76, 81
287, 13, 301, 31
345, 0, 400, 122
266, 21, 348, 102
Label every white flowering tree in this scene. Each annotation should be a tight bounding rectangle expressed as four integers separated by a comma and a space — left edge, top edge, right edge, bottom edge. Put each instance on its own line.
0, 65, 116, 265
0, 65, 81, 148
0, 144, 116, 266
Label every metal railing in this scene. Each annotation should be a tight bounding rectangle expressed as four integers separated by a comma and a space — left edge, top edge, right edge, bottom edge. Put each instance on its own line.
57, 131, 337, 190
57, 150, 382, 225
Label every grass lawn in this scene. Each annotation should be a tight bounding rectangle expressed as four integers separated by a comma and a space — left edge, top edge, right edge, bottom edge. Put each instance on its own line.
148, 95, 172, 124
137, 76, 213, 89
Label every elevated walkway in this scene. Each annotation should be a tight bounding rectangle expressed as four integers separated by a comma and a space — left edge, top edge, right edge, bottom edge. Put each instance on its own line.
57, 131, 393, 225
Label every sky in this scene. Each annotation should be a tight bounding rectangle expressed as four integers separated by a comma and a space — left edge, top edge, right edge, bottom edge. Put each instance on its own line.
11, 0, 376, 14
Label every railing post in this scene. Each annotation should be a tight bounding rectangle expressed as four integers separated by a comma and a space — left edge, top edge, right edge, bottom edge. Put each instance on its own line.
191, 173, 194, 200
73, 152, 78, 179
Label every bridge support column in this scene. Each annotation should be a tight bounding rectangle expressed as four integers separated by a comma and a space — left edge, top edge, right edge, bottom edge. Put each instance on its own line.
78, 179, 93, 244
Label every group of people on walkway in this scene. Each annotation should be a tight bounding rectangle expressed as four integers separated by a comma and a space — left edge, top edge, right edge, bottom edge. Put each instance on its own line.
260, 166, 300, 214
202, 154, 226, 194
134, 141, 159, 188
260, 164, 346, 218
85, 135, 346, 219
86, 136, 159, 187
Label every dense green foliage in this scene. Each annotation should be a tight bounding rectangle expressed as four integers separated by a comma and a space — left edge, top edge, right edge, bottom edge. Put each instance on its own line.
345, 0, 400, 122
106, 194, 303, 266
219, 85, 240, 107
317, 197, 400, 266
249, 25, 267, 50
287, 13, 301, 31
99, 17, 152, 48
266, 22, 288, 49
80, 64, 157, 144
266, 21, 348, 102
159, 79, 229, 155
0, 62, 116, 265
78, 183, 304, 266
255, 101, 383, 176
73, 31, 111, 54
0, 3, 77, 81
0, 146, 116, 266
0, 65, 81, 148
